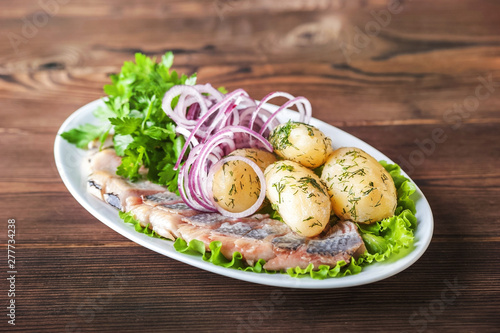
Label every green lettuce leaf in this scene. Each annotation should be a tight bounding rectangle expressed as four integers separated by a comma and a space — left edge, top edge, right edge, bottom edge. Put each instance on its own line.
119, 211, 164, 239
119, 161, 418, 279
173, 238, 271, 274
286, 259, 363, 279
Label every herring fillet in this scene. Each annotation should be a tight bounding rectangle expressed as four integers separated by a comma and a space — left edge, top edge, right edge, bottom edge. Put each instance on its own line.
86, 149, 367, 270
263, 221, 366, 270
87, 170, 165, 211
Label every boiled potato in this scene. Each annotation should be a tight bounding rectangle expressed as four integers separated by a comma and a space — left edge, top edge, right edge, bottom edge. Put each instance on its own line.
268, 121, 333, 169
321, 147, 397, 223
265, 160, 331, 237
212, 148, 277, 213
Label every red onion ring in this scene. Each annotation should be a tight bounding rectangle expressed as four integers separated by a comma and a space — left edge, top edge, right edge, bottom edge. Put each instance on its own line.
258, 96, 312, 136
172, 89, 249, 170
162, 85, 313, 217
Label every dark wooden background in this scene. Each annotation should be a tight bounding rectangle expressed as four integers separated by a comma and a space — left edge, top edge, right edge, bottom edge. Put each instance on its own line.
1, 0, 499, 332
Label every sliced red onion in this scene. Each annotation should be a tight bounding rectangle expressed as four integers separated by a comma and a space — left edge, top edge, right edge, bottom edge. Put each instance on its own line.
173, 89, 249, 170
176, 126, 272, 216
250, 91, 297, 131
199, 126, 273, 156
162, 84, 223, 130
195, 83, 225, 101
178, 145, 215, 212
178, 161, 213, 212
192, 136, 235, 205
207, 156, 267, 218
163, 85, 313, 216
162, 85, 208, 126
175, 127, 199, 146
258, 96, 312, 136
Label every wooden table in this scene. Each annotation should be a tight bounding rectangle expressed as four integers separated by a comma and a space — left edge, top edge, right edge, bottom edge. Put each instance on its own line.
1, 0, 499, 331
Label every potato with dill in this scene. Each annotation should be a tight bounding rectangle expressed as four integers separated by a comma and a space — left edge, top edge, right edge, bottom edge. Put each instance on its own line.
321, 147, 397, 223
268, 121, 333, 169
265, 160, 331, 237
211, 148, 277, 213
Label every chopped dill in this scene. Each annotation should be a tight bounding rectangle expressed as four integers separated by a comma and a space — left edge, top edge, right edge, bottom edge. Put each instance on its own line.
309, 221, 323, 228
338, 168, 366, 183
246, 154, 256, 160
345, 150, 367, 161
297, 176, 326, 195
226, 198, 235, 209
269, 120, 296, 151
276, 163, 295, 172
228, 183, 237, 196
381, 173, 389, 183
362, 187, 375, 196
272, 181, 286, 203
268, 121, 316, 151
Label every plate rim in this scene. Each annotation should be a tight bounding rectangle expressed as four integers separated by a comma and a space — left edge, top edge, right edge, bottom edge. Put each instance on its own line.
54, 98, 434, 289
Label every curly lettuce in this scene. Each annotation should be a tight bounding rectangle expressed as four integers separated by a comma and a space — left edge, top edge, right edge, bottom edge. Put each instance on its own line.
174, 238, 270, 274
119, 211, 164, 239
120, 160, 417, 279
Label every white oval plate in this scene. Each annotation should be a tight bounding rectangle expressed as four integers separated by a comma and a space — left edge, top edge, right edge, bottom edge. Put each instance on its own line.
54, 99, 433, 289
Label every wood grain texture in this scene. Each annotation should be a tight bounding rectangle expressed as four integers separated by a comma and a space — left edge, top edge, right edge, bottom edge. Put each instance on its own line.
1, 0, 499, 332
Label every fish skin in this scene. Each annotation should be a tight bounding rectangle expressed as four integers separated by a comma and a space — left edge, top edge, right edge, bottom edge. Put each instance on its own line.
156, 202, 198, 216
87, 171, 165, 212
104, 193, 122, 210
177, 215, 270, 253
307, 221, 366, 257
87, 171, 111, 201
233, 219, 290, 264
271, 233, 306, 251
181, 213, 230, 229
264, 221, 365, 270
148, 201, 201, 239
214, 222, 257, 237
142, 192, 184, 206
204, 221, 259, 259
129, 200, 192, 240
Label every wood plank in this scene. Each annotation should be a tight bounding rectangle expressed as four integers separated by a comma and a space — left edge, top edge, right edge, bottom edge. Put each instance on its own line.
1, 0, 499, 331
11, 243, 500, 332
2, 66, 500, 127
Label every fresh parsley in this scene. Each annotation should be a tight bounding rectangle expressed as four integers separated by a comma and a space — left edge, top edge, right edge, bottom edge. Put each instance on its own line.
60, 52, 199, 193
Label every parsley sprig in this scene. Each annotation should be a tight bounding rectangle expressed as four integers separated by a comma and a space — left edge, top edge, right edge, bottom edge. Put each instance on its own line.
61, 52, 197, 193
